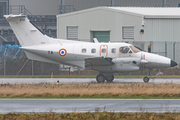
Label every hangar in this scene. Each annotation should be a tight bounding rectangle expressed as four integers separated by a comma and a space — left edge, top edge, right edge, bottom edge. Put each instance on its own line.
57, 7, 180, 63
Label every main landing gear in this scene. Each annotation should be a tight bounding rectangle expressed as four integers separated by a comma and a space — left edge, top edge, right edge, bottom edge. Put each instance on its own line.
96, 74, 114, 83
143, 69, 152, 83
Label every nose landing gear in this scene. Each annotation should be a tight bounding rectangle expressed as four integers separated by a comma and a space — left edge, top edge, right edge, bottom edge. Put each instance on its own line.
143, 69, 152, 83
96, 73, 114, 83
143, 77, 149, 83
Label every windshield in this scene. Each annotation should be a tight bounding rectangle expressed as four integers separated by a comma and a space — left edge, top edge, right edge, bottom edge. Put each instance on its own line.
129, 46, 141, 53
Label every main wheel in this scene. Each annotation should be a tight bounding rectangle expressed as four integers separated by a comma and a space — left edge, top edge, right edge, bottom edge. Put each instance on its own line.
106, 75, 114, 83
143, 77, 149, 83
96, 74, 105, 83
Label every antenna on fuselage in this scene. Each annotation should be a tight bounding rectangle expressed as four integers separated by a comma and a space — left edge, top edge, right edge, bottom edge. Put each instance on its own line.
93, 38, 99, 43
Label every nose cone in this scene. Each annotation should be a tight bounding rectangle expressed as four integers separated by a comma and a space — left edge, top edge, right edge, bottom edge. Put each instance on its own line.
171, 60, 178, 67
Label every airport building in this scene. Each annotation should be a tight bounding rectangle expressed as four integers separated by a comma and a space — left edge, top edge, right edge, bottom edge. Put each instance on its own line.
1, 0, 180, 15
57, 7, 180, 63
0, 0, 180, 43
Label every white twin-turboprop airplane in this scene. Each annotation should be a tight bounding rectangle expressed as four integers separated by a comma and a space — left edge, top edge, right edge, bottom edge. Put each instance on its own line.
4, 14, 178, 83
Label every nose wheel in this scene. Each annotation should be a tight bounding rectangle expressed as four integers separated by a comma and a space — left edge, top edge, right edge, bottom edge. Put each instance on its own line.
143, 77, 149, 83
143, 69, 152, 83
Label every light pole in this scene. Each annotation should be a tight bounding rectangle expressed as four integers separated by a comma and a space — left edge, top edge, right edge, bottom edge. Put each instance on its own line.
163, 0, 166, 7
61, 0, 64, 14
111, 0, 114, 6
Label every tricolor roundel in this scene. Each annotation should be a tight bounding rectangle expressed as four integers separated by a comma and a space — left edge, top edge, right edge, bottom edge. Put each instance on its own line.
59, 48, 67, 57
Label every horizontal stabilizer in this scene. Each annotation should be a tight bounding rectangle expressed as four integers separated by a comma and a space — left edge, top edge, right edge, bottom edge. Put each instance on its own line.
4, 14, 26, 21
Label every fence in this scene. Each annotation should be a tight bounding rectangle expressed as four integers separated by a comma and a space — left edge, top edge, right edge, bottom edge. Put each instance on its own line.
57, 5, 76, 14
9, 5, 32, 15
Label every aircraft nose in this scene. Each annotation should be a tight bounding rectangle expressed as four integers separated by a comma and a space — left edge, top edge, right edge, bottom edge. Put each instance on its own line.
171, 60, 178, 67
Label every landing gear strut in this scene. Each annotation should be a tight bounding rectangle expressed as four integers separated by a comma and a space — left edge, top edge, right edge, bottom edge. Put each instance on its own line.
96, 73, 114, 83
143, 69, 152, 83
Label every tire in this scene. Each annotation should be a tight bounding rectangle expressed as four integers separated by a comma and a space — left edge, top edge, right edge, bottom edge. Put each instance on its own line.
96, 74, 105, 83
143, 77, 149, 83
106, 75, 114, 83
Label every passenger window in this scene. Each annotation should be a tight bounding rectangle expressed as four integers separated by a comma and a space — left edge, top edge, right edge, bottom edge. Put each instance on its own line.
91, 48, 96, 53
82, 48, 86, 53
48, 51, 50, 54
129, 50, 132, 53
101, 48, 106, 53
111, 48, 116, 53
51, 51, 53, 54
119, 46, 130, 53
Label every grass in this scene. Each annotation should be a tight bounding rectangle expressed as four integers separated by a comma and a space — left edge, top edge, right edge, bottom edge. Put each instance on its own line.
1, 75, 180, 78
1, 96, 180, 99
1, 83, 180, 98
0, 112, 180, 120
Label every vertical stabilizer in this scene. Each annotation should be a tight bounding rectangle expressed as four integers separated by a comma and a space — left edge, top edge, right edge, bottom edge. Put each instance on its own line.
4, 14, 50, 47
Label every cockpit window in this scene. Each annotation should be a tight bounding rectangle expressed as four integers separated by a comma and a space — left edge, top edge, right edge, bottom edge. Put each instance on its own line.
129, 46, 141, 53
119, 46, 130, 53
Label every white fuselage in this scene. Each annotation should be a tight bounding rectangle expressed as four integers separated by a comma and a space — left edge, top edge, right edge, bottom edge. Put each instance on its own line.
21, 41, 171, 72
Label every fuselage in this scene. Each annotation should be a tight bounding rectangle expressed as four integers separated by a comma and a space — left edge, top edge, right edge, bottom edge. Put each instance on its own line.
21, 40, 175, 72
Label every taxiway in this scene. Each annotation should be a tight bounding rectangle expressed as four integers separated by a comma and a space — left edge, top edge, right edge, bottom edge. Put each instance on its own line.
0, 78, 179, 84
0, 99, 179, 113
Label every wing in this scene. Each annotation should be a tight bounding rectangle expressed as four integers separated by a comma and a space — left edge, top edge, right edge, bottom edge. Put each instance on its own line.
85, 57, 114, 68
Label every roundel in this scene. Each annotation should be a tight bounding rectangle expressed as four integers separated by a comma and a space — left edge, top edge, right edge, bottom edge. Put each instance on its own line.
59, 48, 67, 57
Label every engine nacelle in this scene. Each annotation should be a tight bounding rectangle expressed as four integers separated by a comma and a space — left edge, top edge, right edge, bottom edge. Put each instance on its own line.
89, 57, 141, 72
112, 58, 141, 72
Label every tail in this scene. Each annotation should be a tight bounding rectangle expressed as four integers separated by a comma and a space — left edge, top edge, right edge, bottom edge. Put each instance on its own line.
4, 14, 61, 64
4, 14, 50, 47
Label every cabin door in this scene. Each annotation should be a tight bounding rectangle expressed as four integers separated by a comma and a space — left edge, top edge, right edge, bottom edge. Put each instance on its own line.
100, 45, 108, 57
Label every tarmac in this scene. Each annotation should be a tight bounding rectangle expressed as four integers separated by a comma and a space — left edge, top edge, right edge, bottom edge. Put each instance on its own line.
0, 78, 179, 84
0, 99, 179, 113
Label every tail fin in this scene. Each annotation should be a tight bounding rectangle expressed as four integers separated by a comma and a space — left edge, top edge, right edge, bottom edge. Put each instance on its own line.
4, 14, 50, 47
